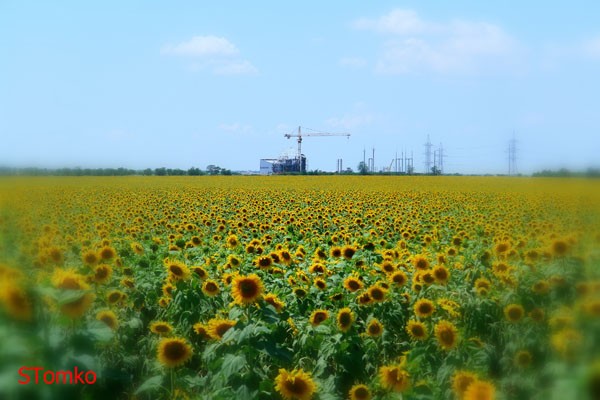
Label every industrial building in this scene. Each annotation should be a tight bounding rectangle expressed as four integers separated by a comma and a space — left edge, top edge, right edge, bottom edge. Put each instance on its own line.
260, 155, 306, 175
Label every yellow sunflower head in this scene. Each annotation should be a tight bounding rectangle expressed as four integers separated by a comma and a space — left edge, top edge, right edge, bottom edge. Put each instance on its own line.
157, 337, 193, 368
451, 370, 477, 399
309, 309, 329, 327
202, 279, 220, 297
336, 307, 355, 333
150, 321, 173, 336
96, 310, 118, 330
274, 368, 316, 400
207, 318, 237, 340
348, 384, 371, 400
379, 365, 410, 392
231, 274, 263, 305
366, 318, 384, 337
406, 320, 428, 341
463, 379, 496, 400
414, 298, 435, 318
504, 304, 524, 323
343, 276, 363, 292
434, 320, 459, 351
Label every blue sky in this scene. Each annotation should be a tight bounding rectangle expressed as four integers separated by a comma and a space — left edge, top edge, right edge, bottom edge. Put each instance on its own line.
1, 1, 599, 174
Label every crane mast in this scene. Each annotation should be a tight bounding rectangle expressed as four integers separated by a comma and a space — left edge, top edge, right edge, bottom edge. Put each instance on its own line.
284, 126, 350, 173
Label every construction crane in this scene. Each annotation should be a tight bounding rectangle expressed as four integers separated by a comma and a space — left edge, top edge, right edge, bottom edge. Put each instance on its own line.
284, 126, 350, 173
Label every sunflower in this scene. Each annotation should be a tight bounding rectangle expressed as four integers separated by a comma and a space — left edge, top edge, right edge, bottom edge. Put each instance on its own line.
93, 264, 113, 284
131, 242, 144, 255
414, 299, 435, 318
368, 285, 387, 303
474, 278, 491, 291
514, 350, 532, 368
257, 255, 273, 269
343, 276, 363, 292
494, 241, 510, 256
379, 365, 410, 392
121, 278, 134, 289
279, 250, 293, 265
551, 239, 569, 257
158, 296, 171, 308
348, 384, 371, 400
96, 310, 118, 330
389, 270, 408, 287
150, 321, 173, 336
293, 287, 307, 298
162, 282, 175, 297
366, 318, 384, 337
357, 292, 372, 306
106, 289, 125, 305
406, 320, 428, 340
412, 254, 430, 271
313, 277, 327, 290
98, 246, 117, 261
207, 318, 237, 340
164, 260, 190, 281
336, 307, 355, 333
274, 368, 316, 400
308, 263, 326, 274
82, 249, 99, 266
192, 266, 209, 280
202, 279, 220, 297
52, 269, 94, 318
231, 274, 263, 305
330, 246, 342, 258
264, 293, 285, 312
463, 380, 496, 400
0, 284, 32, 321
529, 307, 545, 322
227, 255, 241, 268
532, 280, 550, 295
226, 234, 240, 248
432, 265, 450, 284
192, 323, 211, 339
309, 309, 329, 327
504, 304, 524, 323
342, 245, 357, 260
434, 320, 459, 351
380, 260, 396, 274
452, 370, 477, 399
157, 337, 193, 368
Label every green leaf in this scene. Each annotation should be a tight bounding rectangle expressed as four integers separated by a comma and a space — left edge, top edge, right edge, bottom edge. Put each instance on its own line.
134, 375, 163, 395
87, 321, 114, 342
220, 354, 246, 377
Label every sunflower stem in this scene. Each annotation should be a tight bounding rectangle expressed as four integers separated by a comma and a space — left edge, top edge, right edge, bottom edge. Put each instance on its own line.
170, 368, 174, 396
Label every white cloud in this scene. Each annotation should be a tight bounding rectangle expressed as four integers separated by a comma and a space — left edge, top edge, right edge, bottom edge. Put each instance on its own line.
354, 9, 519, 74
582, 36, 600, 58
162, 35, 238, 57
218, 122, 252, 134
326, 111, 373, 130
339, 57, 367, 68
162, 35, 257, 75
354, 9, 431, 35
214, 60, 258, 76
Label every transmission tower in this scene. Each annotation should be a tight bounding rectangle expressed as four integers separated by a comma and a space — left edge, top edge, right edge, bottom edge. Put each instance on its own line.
438, 143, 444, 174
508, 134, 517, 175
424, 135, 433, 174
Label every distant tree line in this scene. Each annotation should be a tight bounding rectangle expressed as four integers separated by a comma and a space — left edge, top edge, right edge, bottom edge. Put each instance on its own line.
532, 168, 600, 178
0, 165, 234, 176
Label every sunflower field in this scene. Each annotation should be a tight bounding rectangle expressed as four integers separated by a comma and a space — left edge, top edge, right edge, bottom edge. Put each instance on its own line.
0, 176, 599, 400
